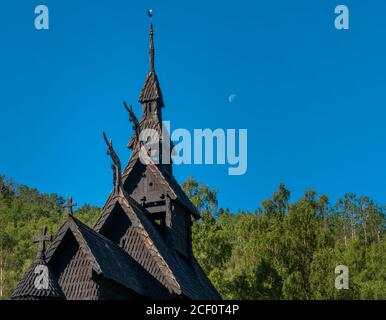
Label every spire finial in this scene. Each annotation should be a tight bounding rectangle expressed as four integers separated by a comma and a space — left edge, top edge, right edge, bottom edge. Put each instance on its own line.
148, 9, 155, 71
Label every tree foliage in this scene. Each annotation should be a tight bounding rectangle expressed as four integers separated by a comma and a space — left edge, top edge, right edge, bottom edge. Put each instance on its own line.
0, 176, 100, 299
0, 175, 384, 299
183, 178, 386, 300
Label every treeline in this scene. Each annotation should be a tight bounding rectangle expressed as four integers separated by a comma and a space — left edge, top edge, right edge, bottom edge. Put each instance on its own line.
184, 178, 385, 299
0, 176, 100, 299
0, 175, 385, 299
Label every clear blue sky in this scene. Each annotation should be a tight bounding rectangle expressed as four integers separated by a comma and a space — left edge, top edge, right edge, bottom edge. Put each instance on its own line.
1, 1, 386, 212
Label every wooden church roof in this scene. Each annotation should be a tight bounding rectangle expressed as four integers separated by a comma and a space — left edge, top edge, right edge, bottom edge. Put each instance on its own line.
139, 71, 164, 106
11, 260, 65, 300
94, 190, 220, 299
45, 216, 169, 299
11, 228, 65, 300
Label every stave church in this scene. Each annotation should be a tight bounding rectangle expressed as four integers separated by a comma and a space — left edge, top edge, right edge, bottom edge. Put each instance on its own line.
11, 15, 221, 300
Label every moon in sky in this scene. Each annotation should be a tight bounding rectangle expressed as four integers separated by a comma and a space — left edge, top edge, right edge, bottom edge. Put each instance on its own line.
228, 94, 237, 103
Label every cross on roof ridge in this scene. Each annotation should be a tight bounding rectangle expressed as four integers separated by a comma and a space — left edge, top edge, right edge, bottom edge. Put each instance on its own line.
33, 226, 52, 260
63, 196, 77, 217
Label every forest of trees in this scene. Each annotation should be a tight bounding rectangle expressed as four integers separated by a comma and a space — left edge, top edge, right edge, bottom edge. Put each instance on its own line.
0, 175, 385, 300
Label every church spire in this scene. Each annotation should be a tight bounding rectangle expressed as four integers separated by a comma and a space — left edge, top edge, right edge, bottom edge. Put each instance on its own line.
149, 10, 155, 71
139, 10, 164, 107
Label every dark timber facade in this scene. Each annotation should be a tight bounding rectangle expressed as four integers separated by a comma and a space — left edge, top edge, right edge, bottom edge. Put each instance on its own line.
11, 18, 221, 300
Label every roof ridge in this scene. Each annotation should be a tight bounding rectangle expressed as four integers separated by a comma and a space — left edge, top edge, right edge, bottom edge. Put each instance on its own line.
67, 218, 103, 273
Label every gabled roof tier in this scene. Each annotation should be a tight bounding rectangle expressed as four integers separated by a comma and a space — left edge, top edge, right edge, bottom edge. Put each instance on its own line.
94, 190, 220, 299
45, 216, 169, 299
122, 146, 200, 219
139, 71, 164, 106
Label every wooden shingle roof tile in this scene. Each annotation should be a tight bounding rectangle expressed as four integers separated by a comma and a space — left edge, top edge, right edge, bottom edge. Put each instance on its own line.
94, 189, 220, 299
139, 71, 164, 106
46, 216, 169, 299
125, 193, 220, 299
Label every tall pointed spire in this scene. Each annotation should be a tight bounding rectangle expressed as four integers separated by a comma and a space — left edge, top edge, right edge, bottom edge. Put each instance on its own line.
139, 9, 164, 107
148, 9, 155, 71
149, 21, 155, 71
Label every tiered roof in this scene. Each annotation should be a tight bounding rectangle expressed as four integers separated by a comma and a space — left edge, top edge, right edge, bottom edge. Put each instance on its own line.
12, 13, 220, 301
45, 216, 169, 299
93, 190, 219, 299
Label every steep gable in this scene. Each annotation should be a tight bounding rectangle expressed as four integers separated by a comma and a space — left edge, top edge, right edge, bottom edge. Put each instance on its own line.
122, 149, 200, 219
94, 191, 221, 299
46, 216, 170, 299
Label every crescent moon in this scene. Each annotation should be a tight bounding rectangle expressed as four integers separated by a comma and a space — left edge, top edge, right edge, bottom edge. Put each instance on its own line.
228, 94, 237, 103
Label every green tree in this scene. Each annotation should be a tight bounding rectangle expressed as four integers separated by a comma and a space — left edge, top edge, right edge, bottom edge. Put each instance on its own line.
1, 174, 385, 300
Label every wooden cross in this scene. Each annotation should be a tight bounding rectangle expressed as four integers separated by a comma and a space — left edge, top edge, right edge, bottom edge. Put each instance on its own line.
63, 196, 77, 217
33, 226, 52, 259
